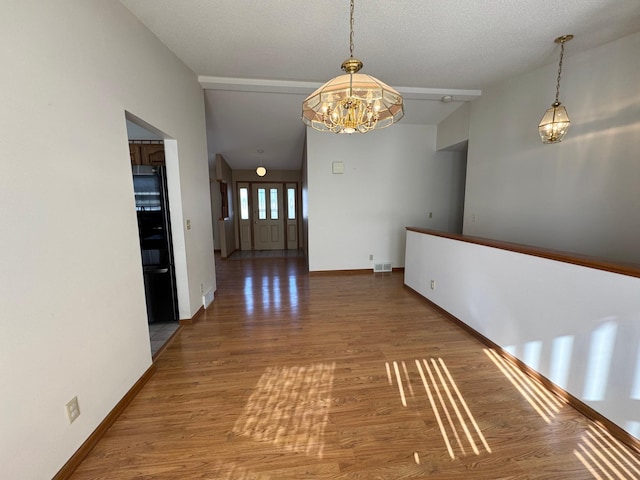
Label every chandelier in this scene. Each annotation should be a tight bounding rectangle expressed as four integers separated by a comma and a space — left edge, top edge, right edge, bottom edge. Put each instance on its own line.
538, 35, 573, 144
301, 0, 404, 134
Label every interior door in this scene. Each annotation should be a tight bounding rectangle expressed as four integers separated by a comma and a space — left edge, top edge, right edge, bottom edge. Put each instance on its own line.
252, 183, 285, 250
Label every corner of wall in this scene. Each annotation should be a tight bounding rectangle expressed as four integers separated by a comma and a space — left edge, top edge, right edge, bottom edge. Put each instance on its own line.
436, 102, 471, 151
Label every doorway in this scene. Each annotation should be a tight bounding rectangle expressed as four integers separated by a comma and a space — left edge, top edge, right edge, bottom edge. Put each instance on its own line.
238, 182, 300, 251
126, 114, 179, 357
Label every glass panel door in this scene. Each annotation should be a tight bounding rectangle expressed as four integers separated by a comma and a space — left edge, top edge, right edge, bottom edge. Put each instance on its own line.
252, 183, 285, 250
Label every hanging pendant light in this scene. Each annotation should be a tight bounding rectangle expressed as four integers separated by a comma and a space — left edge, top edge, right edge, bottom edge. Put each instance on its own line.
255, 149, 266, 177
538, 35, 573, 144
301, 0, 403, 134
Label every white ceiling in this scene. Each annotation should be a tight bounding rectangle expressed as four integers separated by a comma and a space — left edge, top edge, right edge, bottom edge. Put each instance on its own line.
120, 0, 640, 171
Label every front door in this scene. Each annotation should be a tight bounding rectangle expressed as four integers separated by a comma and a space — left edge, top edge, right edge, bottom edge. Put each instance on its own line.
252, 183, 285, 250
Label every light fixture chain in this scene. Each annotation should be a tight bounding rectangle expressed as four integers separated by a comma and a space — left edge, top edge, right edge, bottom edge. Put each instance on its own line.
349, 0, 355, 57
555, 42, 564, 103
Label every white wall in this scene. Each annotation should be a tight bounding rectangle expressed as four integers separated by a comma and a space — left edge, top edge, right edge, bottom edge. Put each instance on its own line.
306, 125, 466, 271
232, 169, 302, 183
464, 32, 640, 264
0, 2, 215, 479
405, 230, 640, 440
436, 102, 470, 151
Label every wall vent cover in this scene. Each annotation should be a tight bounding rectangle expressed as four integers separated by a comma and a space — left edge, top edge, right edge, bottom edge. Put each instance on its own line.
373, 262, 392, 273
203, 289, 215, 309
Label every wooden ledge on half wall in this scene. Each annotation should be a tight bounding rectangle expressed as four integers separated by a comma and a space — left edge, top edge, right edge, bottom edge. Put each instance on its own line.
406, 227, 640, 279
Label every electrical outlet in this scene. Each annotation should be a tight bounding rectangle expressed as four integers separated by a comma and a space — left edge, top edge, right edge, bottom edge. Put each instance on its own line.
429, 212, 433, 218
200, 283, 204, 293
471, 214, 476, 223
66, 396, 80, 424
186, 219, 191, 230
369, 254, 373, 261
430, 280, 435, 290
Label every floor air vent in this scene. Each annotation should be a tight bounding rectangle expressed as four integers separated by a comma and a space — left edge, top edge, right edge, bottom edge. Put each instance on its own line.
373, 262, 392, 273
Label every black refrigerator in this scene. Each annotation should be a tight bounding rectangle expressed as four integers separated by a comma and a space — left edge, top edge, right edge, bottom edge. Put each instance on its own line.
132, 165, 179, 324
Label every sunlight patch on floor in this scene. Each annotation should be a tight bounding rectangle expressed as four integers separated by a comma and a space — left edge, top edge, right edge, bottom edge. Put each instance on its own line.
484, 348, 564, 423
210, 461, 271, 480
234, 362, 335, 458
385, 358, 491, 460
574, 423, 640, 479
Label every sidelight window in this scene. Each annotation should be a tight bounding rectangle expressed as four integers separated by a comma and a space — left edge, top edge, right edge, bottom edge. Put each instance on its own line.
287, 187, 296, 220
239, 187, 249, 220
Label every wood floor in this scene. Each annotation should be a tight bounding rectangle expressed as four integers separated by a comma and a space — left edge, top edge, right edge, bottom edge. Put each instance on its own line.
70, 253, 640, 479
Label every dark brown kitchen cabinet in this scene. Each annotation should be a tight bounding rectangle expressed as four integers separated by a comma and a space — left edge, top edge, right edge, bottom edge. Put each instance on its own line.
129, 143, 165, 165
141, 144, 165, 165
129, 144, 142, 165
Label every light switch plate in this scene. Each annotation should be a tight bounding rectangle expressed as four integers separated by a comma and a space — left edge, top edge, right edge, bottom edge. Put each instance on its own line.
332, 161, 345, 174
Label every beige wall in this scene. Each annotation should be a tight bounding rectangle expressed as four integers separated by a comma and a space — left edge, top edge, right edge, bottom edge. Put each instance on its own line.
0, 2, 214, 478
306, 124, 467, 271
437, 102, 471, 151
463, 32, 640, 264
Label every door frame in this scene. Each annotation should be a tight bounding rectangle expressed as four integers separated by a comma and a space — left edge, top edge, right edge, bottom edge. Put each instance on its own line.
237, 181, 300, 251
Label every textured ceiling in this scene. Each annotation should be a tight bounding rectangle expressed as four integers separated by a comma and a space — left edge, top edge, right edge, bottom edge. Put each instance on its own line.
120, 0, 640, 171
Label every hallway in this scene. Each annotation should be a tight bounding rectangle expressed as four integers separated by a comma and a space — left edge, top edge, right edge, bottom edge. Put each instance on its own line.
70, 254, 640, 479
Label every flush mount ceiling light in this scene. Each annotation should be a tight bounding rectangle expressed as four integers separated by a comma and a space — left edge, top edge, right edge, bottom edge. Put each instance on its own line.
538, 35, 573, 144
256, 166, 267, 177
301, 0, 404, 134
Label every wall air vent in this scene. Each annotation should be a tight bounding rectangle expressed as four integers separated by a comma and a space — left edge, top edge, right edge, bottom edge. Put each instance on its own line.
373, 262, 392, 273
203, 289, 214, 309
